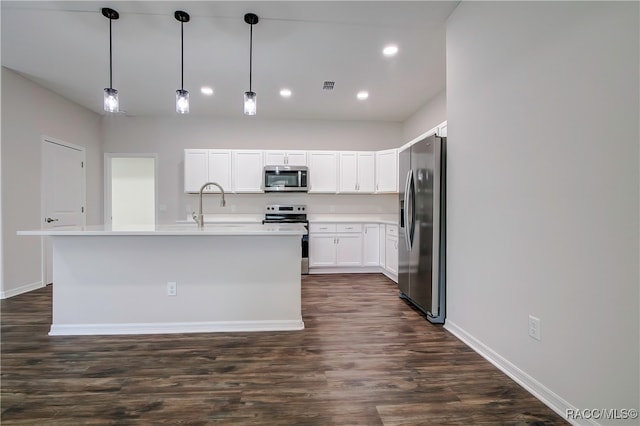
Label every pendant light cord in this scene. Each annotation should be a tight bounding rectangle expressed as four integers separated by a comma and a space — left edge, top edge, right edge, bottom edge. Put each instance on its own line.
249, 24, 253, 92
109, 17, 113, 89
181, 21, 184, 90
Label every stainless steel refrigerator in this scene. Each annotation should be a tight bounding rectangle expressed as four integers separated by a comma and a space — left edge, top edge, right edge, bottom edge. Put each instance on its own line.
398, 134, 446, 324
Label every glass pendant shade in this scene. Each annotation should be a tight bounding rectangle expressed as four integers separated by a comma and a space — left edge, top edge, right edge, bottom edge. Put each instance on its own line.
244, 91, 257, 115
104, 88, 119, 113
176, 89, 189, 114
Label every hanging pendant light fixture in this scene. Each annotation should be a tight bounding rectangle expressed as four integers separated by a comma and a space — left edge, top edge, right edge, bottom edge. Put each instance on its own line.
102, 7, 120, 113
244, 13, 259, 116
175, 10, 190, 114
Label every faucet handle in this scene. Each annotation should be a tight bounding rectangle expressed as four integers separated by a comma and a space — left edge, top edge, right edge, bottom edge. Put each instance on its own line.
192, 212, 198, 222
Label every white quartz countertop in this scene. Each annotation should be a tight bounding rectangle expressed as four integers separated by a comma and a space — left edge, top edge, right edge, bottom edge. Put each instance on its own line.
18, 223, 307, 237
307, 214, 398, 225
177, 214, 398, 225
176, 214, 264, 224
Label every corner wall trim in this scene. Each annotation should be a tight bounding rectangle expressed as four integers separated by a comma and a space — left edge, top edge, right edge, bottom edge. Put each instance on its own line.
49, 319, 305, 336
0, 281, 45, 299
444, 320, 598, 426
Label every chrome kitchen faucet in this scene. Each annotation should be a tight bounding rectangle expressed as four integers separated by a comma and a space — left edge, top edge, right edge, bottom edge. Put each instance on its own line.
192, 182, 226, 229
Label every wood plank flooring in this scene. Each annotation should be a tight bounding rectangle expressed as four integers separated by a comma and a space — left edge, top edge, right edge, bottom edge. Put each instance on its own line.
1, 274, 566, 425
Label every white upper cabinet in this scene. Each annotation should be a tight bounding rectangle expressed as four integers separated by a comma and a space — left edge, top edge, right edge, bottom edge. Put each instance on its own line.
208, 150, 232, 192
357, 152, 375, 193
375, 149, 398, 193
437, 121, 448, 137
184, 149, 232, 193
308, 151, 338, 193
339, 152, 375, 193
264, 151, 307, 166
232, 150, 264, 193
184, 149, 209, 193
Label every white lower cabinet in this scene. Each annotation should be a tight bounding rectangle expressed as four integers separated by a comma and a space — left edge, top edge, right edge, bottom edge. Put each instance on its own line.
308, 221, 397, 281
309, 223, 362, 267
309, 233, 338, 267
385, 225, 398, 276
363, 224, 380, 267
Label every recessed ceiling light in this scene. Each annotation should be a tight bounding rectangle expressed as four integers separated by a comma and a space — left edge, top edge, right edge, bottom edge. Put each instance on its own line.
200, 86, 214, 96
280, 88, 292, 98
382, 45, 398, 57
357, 91, 369, 100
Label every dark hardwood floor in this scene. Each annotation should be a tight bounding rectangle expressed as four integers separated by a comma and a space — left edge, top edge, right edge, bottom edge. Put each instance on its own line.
1, 273, 566, 425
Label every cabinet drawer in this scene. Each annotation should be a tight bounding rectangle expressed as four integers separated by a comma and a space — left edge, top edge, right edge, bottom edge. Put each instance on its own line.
309, 223, 337, 233
337, 224, 362, 233
386, 225, 398, 237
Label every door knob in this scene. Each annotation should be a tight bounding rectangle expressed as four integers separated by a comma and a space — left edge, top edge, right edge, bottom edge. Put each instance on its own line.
45, 218, 59, 223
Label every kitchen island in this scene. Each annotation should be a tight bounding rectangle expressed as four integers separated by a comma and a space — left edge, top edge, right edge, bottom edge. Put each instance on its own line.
18, 223, 306, 336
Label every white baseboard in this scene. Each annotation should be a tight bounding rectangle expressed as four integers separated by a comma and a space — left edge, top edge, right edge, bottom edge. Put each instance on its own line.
0, 280, 45, 299
444, 320, 595, 426
49, 319, 305, 336
309, 266, 397, 282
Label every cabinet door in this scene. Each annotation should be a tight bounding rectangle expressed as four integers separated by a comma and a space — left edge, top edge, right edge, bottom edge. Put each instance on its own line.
308, 151, 338, 193
264, 151, 287, 166
379, 225, 386, 268
376, 149, 398, 193
184, 149, 209, 193
232, 150, 264, 193
336, 234, 362, 266
208, 150, 232, 193
309, 234, 337, 267
363, 224, 380, 266
286, 151, 307, 166
339, 152, 358, 193
385, 235, 398, 275
437, 122, 448, 137
357, 152, 375, 193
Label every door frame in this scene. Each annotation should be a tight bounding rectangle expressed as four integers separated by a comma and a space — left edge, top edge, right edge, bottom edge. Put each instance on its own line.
104, 153, 159, 226
41, 136, 86, 285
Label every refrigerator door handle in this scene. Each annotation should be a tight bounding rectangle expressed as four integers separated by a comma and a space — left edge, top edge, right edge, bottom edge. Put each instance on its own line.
403, 169, 413, 251
408, 170, 416, 248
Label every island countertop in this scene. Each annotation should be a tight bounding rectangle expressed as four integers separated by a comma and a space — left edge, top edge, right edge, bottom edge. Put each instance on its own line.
18, 223, 306, 237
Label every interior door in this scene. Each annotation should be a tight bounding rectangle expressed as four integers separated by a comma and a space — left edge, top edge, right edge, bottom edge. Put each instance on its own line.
43, 139, 86, 284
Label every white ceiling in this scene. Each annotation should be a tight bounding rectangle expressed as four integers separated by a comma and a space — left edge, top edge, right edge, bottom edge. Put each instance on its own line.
1, 1, 457, 121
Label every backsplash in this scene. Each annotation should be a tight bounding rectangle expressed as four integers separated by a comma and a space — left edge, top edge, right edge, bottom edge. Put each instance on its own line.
182, 193, 397, 219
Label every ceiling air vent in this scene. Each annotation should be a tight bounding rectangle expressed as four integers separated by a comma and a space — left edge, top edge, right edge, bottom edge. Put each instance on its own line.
322, 81, 335, 90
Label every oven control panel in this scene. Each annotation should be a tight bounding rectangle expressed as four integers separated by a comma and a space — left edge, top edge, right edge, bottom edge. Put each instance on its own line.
265, 204, 306, 213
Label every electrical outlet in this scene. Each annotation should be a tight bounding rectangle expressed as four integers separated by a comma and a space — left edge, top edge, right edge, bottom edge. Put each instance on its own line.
528, 315, 541, 340
167, 281, 177, 296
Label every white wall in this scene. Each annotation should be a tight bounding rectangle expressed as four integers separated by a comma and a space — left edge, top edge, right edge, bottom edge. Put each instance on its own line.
402, 89, 446, 143
446, 1, 639, 422
102, 116, 402, 222
1, 67, 103, 297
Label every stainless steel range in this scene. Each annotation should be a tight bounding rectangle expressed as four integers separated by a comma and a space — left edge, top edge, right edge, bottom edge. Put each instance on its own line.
263, 204, 309, 274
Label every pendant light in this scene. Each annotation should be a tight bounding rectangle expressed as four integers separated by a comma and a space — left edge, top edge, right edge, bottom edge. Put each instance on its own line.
244, 13, 259, 116
102, 7, 119, 113
175, 10, 190, 114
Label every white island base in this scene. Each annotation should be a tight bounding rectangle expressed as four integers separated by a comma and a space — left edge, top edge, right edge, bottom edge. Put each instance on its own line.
21, 224, 306, 336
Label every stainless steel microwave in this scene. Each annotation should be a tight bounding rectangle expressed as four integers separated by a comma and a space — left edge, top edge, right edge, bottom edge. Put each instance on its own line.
263, 166, 308, 192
